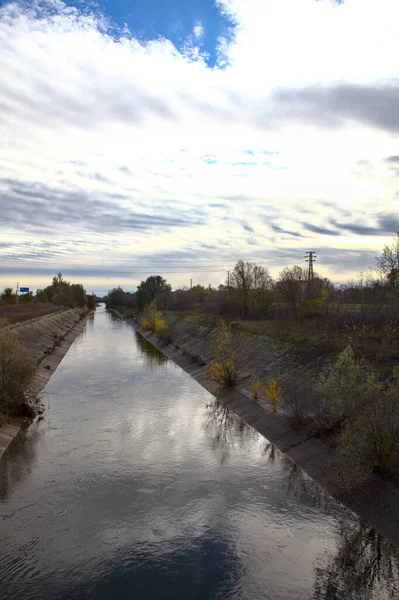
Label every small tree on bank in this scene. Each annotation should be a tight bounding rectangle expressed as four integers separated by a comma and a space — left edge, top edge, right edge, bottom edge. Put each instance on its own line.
207, 320, 241, 387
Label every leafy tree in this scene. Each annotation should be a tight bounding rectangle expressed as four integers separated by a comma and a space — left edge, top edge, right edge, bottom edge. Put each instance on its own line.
70, 284, 87, 307
19, 292, 33, 304
86, 294, 96, 310
136, 276, 171, 309
36, 289, 48, 302
1, 287, 17, 305
314, 345, 382, 432
230, 260, 273, 318
106, 286, 136, 308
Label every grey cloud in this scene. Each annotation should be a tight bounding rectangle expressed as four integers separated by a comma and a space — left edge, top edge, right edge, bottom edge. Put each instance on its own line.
243, 224, 254, 232
303, 222, 340, 236
330, 213, 399, 236
267, 83, 399, 132
271, 225, 303, 238
0, 179, 204, 234
385, 156, 399, 163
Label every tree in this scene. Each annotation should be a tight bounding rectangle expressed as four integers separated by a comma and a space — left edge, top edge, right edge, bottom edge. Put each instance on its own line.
277, 266, 307, 319
136, 276, 171, 309
70, 284, 87, 307
36, 289, 48, 303
376, 232, 399, 286
207, 320, 241, 387
230, 260, 273, 318
1, 287, 17, 305
19, 292, 33, 304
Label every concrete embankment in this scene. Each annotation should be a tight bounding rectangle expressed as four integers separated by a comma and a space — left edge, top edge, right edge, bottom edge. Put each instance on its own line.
0, 309, 90, 459
124, 311, 399, 548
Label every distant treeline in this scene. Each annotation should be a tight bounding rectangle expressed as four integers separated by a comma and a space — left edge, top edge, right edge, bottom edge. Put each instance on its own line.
106, 233, 399, 326
0, 273, 95, 309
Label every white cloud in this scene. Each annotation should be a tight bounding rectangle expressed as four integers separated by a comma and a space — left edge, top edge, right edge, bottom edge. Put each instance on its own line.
193, 21, 204, 40
0, 0, 398, 292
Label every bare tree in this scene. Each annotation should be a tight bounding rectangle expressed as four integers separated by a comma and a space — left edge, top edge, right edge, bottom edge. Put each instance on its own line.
230, 260, 273, 318
277, 265, 307, 319
375, 232, 399, 286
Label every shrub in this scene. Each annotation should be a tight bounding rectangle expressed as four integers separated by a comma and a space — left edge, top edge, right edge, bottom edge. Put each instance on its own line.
249, 377, 263, 400
140, 301, 169, 338
19, 292, 34, 304
265, 377, 283, 412
207, 320, 241, 387
0, 318, 37, 415
286, 379, 317, 427
336, 369, 399, 475
314, 345, 381, 432
158, 329, 173, 345
1, 288, 17, 305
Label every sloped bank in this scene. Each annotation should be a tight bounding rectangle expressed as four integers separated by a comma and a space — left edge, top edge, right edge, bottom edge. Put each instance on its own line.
121, 310, 399, 548
0, 309, 90, 459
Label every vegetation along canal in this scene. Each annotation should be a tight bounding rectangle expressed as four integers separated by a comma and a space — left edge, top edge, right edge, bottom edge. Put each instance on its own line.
1, 307, 398, 599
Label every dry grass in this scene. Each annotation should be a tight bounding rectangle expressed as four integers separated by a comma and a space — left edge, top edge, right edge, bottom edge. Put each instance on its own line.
0, 303, 65, 325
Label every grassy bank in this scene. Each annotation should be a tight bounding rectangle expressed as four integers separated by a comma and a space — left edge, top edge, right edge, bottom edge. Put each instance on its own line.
0, 302, 65, 325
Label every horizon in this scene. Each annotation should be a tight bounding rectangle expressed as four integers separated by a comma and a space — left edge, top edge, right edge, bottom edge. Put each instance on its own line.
1, 0, 398, 293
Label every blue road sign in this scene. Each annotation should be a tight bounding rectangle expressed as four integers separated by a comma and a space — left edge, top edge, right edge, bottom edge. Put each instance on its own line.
20, 287, 29, 293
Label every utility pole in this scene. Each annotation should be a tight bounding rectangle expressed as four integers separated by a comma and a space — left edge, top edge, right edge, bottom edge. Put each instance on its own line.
190, 278, 192, 290
305, 252, 317, 280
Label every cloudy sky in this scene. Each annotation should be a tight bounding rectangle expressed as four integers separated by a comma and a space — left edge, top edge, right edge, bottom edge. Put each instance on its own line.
0, 0, 398, 295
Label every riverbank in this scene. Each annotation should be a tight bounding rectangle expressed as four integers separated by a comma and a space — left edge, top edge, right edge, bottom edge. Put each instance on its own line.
0, 309, 91, 459
116, 309, 399, 548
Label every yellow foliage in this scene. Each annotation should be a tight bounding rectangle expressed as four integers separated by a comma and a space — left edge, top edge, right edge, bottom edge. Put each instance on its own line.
207, 320, 240, 387
250, 377, 263, 400
154, 318, 168, 335
265, 377, 283, 412
141, 317, 149, 330
141, 304, 169, 337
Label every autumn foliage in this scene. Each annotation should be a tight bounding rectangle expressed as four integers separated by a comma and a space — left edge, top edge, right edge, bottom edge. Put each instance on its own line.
207, 320, 241, 387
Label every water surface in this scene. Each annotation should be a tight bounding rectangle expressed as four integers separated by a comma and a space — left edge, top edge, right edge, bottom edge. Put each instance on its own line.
1, 307, 398, 599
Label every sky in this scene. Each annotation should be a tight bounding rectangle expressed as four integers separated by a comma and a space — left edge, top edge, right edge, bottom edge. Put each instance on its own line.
0, 0, 398, 296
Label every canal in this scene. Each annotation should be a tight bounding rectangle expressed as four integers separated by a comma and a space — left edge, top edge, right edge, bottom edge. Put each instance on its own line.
0, 307, 398, 599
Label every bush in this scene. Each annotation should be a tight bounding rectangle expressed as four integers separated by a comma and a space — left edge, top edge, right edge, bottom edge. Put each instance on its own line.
249, 377, 264, 401
0, 319, 37, 415
19, 292, 34, 304
313, 345, 380, 432
336, 370, 399, 474
207, 320, 241, 387
286, 379, 317, 428
141, 301, 169, 338
265, 377, 283, 412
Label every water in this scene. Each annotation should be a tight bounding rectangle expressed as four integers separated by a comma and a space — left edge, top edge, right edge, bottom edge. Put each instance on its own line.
0, 307, 398, 599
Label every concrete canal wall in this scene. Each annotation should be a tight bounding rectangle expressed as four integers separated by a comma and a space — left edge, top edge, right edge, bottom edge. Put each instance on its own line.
126, 311, 399, 548
0, 309, 90, 459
